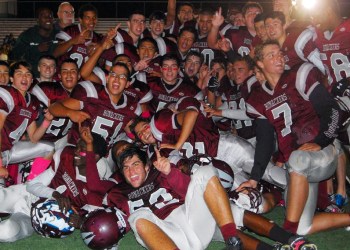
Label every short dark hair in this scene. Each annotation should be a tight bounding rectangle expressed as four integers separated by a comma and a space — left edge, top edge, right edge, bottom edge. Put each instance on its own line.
78, 4, 98, 19
231, 56, 255, 71
138, 37, 159, 53
210, 57, 227, 71
129, 116, 151, 140
264, 11, 286, 26
117, 145, 149, 172
92, 132, 108, 158
178, 26, 198, 42
111, 140, 132, 166
199, 8, 214, 16
254, 13, 266, 23
60, 58, 78, 71
185, 50, 204, 65
10, 61, 33, 77
111, 62, 131, 79
0, 60, 9, 69
128, 10, 145, 21
177, 2, 194, 14
36, 7, 53, 18
149, 10, 166, 22
161, 53, 180, 67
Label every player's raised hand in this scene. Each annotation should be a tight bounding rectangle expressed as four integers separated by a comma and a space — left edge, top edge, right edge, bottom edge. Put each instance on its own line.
106, 23, 121, 39
212, 7, 224, 27
79, 121, 93, 146
134, 58, 152, 71
153, 147, 171, 175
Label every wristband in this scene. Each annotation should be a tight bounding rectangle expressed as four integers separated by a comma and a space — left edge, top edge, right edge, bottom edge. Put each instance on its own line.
42, 119, 51, 128
141, 110, 151, 119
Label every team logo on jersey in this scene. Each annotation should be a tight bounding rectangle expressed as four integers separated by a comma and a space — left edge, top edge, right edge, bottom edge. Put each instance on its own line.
179, 92, 184, 96
340, 27, 346, 32
282, 84, 288, 89
83, 188, 87, 195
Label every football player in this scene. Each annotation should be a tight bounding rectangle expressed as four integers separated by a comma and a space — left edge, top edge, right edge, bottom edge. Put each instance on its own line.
104, 145, 316, 250
144, 10, 178, 56
49, 61, 141, 152
164, 1, 195, 37
36, 54, 57, 83
176, 26, 198, 65
131, 97, 287, 191
264, 11, 326, 73
0, 60, 10, 86
208, 2, 263, 57
242, 40, 350, 235
205, 56, 258, 145
148, 53, 203, 113
0, 61, 54, 184
311, 0, 350, 207
53, 4, 103, 69
31, 58, 79, 150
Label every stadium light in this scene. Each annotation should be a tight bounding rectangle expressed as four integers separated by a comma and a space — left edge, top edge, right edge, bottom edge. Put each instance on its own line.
300, 0, 317, 10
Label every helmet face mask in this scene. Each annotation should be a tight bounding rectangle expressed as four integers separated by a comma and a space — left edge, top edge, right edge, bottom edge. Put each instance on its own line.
80, 208, 127, 250
31, 199, 75, 238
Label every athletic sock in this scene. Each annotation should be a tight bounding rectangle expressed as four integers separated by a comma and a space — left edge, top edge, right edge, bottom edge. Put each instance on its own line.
283, 219, 299, 234
27, 157, 51, 181
220, 222, 237, 241
269, 224, 293, 244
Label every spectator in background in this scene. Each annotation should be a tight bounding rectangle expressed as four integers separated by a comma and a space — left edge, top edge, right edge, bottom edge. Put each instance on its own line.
55, 2, 75, 31
11, 7, 59, 78
0, 61, 9, 86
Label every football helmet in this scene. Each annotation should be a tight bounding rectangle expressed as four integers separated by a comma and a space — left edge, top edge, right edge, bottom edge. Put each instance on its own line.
187, 154, 234, 191
228, 187, 263, 213
331, 77, 350, 98
31, 198, 75, 238
81, 207, 128, 250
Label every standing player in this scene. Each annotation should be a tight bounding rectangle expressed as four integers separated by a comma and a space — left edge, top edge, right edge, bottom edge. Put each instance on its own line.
311, 0, 350, 207
53, 4, 103, 69
148, 53, 203, 113
208, 3, 263, 57
242, 41, 350, 235
0, 61, 54, 184
264, 11, 325, 73
31, 59, 79, 150
49, 62, 141, 149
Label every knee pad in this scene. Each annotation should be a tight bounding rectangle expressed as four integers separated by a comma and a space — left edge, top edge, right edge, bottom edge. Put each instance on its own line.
286, 150, 311, 176
264, 164, 287, 189
191, 165, 218, 190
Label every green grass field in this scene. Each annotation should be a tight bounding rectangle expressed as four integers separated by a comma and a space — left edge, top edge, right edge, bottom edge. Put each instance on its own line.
1, 205, 349, 250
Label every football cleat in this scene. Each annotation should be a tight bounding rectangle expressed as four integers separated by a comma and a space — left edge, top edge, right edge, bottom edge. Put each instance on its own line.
334, 194, 348, 207
288, 236, 317, 250
225, 236, 243, 250
272, 242, 291, 250
323, 204, 345, 213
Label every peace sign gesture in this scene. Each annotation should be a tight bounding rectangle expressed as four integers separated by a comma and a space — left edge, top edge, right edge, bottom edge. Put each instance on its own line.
153, 147, 171, 175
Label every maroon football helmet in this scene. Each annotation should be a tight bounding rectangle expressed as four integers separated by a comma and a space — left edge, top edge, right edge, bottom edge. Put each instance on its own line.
80, 208, 128, 250
187, 154, 234, 192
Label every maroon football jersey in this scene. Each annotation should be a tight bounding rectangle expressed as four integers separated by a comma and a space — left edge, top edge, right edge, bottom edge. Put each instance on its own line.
102, 42, 140, 68
224, 26, 254, 56
192, 35, 226, 66
150, 97, 220, 158
315, 18, 350, 89
246, 63, 325, 161
217, 76, 257, 139
107, 166, 189, 219
31, 82, 72, 142
135, 56, 162, 84
0, 86, 40, 151
50, 147, 106, 209
148, 77, 203, 113
124, 78, 153, 104
68, 81, 142, 148
56, 24, 103, 69
282, 24, 324, 72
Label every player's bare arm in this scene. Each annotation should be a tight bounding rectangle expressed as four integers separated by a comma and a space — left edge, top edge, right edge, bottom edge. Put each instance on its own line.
49, 97, 91, 123
53, 29, 90, 58
207, 7, 224, 50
